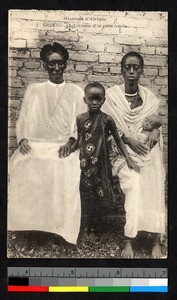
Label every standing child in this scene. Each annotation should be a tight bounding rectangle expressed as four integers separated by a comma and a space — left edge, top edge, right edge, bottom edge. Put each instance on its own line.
69, 82, 139, 240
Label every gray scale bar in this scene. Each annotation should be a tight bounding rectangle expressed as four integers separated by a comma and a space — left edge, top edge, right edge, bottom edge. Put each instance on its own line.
28, 267, 75, 277
76, 268, 98, 278
29, 277, 41, 286
98, 268, 121, 278
8, 267, 168, 279
144, 268, 168, 278
76, 268, 121, 278
77, 278, 96, 286
122, 268, 144, 278
113, 278, 132, 286
58, 278, 77, 286
41, 277, 59, 286
28, 277, 167, 287
130, 279, 149, 286
52, 268, 75, 277
29, 267, 53, 277
8, 267, 30, 277
94, 279, 114, 286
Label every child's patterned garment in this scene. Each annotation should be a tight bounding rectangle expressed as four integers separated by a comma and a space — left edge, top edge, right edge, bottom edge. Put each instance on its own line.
78, 111, 115, 203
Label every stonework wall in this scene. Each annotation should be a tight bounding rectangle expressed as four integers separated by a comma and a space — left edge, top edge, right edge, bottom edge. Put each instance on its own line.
9, 10, 168, 170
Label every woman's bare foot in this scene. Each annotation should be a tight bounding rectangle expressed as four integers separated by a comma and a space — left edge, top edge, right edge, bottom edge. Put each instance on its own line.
151, 242, 162, 258
121, 239, 134, 258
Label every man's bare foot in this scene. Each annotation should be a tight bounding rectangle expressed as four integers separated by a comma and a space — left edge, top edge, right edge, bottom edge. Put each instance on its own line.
121, 240, 134, 258
88, 230, 97, 243
151, 242, 162, 258
79, 228, 90, 242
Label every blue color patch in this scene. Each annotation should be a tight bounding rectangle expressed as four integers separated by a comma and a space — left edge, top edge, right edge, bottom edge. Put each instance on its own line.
130, 286, 168, 293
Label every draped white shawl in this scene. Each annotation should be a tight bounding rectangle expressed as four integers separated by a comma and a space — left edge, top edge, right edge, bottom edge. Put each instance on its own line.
103, 84, 159, 137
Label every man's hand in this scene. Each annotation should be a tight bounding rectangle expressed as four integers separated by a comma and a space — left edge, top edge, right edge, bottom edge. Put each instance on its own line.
148, 128, 160, 149
19, 139, 31, 155
58, 142, 71, 158
126, 137, 149, 155
126, 157, 140, 173
70, 144, 77, 154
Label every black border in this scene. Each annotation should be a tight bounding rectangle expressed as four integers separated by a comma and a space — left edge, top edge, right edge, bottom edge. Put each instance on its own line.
1, 1, 177, 299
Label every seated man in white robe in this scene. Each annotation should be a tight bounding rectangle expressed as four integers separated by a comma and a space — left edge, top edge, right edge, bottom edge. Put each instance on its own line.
8, 42, 86, 250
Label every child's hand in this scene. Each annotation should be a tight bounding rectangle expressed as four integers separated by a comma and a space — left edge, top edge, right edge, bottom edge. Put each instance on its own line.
126, 157, 140, 173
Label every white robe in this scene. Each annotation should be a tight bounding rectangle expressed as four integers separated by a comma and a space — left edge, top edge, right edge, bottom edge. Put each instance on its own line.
126, 131, 151, 167
103, 84, 166, 238
8, 80, 86, 244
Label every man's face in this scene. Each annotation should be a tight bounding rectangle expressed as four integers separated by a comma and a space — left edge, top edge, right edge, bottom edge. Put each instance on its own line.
84, 87, 105, 113
121, 56, 143, 83
45, 52, 67, 84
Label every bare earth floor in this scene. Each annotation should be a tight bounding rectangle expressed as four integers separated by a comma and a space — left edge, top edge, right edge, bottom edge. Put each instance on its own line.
7, 220, 167, 259
7, 178, 167, 259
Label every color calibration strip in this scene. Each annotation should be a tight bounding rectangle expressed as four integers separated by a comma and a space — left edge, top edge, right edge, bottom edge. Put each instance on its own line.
8, 267, 168, 293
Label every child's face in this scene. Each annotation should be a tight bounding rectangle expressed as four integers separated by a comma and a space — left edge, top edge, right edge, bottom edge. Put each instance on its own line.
84, 87, 105, 113
142, 116, 158, 131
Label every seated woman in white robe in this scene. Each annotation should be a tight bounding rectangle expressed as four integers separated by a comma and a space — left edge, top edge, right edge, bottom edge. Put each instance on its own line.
103, 52, 166, 258
8, 42, 86, 246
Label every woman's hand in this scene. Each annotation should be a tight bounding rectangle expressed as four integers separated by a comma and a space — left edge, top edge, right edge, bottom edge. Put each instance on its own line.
148, 128, 160, 149
125, 136, 149, 155
58, 142, 71, 158
126, 157, 140, 173
19, 139, 31, 155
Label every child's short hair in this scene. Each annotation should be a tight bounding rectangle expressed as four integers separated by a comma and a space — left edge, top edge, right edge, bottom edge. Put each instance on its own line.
84, 82, 105, 96
149, 114, 162, 128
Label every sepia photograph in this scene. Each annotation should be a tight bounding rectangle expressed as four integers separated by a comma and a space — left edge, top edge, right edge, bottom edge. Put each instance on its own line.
7, 9, 168, 259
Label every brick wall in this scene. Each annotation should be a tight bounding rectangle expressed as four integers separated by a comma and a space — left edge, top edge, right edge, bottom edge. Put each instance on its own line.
9, 10, 168, 171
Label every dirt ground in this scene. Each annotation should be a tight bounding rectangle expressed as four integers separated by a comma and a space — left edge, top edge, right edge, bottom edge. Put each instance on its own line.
7, 177, 167, 259
7, 213, 167, 259
7, 228, 167, 259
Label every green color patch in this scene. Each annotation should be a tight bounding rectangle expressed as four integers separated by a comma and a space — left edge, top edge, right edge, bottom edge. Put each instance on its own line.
89, 286, 130, 292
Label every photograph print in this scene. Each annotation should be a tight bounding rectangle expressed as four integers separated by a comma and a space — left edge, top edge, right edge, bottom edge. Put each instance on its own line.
7, 10, 168, 259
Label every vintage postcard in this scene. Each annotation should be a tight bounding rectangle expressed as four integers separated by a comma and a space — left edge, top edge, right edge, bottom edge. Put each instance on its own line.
7, 10, 168, 259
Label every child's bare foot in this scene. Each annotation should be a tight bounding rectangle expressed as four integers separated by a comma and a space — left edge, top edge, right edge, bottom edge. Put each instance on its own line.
151, 242, 162, 258
121, 240, 134, 258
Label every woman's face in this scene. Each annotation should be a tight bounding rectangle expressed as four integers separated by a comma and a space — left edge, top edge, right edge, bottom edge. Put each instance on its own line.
121, 56, 143, 84
45, 52, 67, 84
